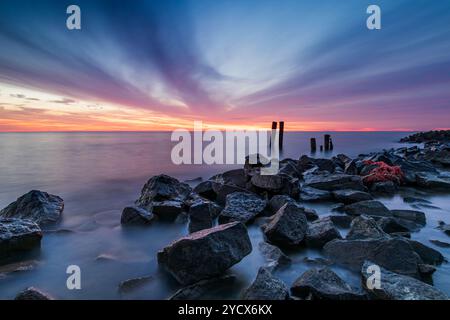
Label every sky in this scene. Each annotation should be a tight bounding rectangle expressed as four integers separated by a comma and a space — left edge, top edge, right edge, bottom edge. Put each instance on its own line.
0, 0, 449, 132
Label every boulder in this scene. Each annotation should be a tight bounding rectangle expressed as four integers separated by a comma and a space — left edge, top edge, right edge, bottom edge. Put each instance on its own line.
15, 287, 53, 300
269, 195, 296, 213
210, 169, 247, 188
408, 240, 444, 265
344, 200, 391, 217
299, 186, 332, 202
0, 219, 42, 260
304, 173, 365, 191
213, 183, 252, 205
391, 209, 426, 226
328, 215, 353, 228
361, 261, 448, 300
121, 206, 155, 225
324, 238, 422, 278
258, 242, 291, 270
250, 174, 299, 198
193, 181, 217, 200
377, 217, 411, 234
0, 190, 64, 225
332, 190, 373, 204
170, 275, 236, 300
306, 217, 342, 248
429, 239, 450, 248
346, 215, 389, 240
415, 173, 450, 189
188, 199, 221, 233
136, 174, 191, 207
157, 222, 252, 285
150, 200, 184, 221
262, 203, 308, 246
291, 268, 366, 300
219, 192, 267, 224
242, 267, 290, 300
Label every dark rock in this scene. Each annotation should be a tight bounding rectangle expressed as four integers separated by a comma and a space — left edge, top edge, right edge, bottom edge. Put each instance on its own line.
418, 264, 436, 276
302, 257, 333, 266
361, 261, 448, 300
304, 173, 365, 191
269, 195, 296, 213
213, 183, 252, 205
304, 208, 319, 222
137, 174, 191, 208
299, 186, 332, 202
219, 192, 267, 224
306, 217, 342, 248
360, 163, 379, 176
291, 268, 366, 300
370, 181, 397, 195
332, 189, 373, 204
400, 130, 450, 143
188, 198, 221, 233
377, 217, 410, 234
324, 238, 422, 278
344, 200, 391, 218
121, 206, 155, 225
331, 203, 346, 213
258, 242, 291, 270
299, 156, 336, 173
15, 287, 53, 300
429, 239, 450, 248
118, 276, 153, 293
210, 169, 247, 188
242, 267, 290, 300
437, 222, 450, 236
193, 181, 217, 200
391, 209, 426, 226
391, 232, 411, 238
151, 200, 184, 221
328, 215, 353, 228
262, 203, 308, 246
415, 173, 450, 189
170, 275, 236, 300
250, 174, 299, 198
0, 219, 42, 260
344, 160, 358, 175
0, 190, 64, 225
408, 240, 444, 265
157, 222, 252, 285
403, 197, 432, 205
346, 215, 389, 240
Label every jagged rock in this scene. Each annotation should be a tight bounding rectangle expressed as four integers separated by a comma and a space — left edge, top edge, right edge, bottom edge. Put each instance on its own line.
429, 239, 450, 248
250, 174, 299, 198
291, 268, 366, 300
328, 215, 353, 228
408, 240, 444, 265
403, 197, 432, 205
437, 221, 450, 236
170, 275, 236, 300
0, 190, 64, 225
0, 219, 42, 260
418, 264, 436, 275
304, 173, 365, 191
299, 156, 336, 173
157, 222, 252, 285
324, 237, 422, 278
15, 287, 53, 300
344, 200, 391, 217
136, 174, 192, 207
242, 267, 290, 300
391, 209, 426, 226
332, 190, 373, 204
304, 208, 319, 222
361, 261, 448, 300
121, 206, 155, 225
346, 215, 389, 240
193, 181, 217, 200
269, 195, 296, 213
188, 198, 221, 233
377, 217, 411, 234
306, 217, 342, 248
370, 181, 397, 195
219, 192, 267, 224
415, 173, 450, 189
210, 169, 247, 188
299, 186, 332, 202
118, 276, 153, 293
213, 183, 252, 204
149, 200, 184, 221
258, 242, 291, 270
262, 203, 308, 246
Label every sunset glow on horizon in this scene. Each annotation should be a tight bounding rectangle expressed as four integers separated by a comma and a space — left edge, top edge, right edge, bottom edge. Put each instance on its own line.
1, 0, 450, 132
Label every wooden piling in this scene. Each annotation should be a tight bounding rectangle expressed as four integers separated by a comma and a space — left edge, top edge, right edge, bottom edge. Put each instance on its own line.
324, 134, 331, 151
329, 137, 334, 150
271, 121, 277, 130
320, 145, 323, 152
310, 138, 317, 152
279, 121, 284, 150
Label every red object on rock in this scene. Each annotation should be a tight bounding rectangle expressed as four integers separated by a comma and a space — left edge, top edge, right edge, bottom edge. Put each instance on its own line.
362, 160, 404, 186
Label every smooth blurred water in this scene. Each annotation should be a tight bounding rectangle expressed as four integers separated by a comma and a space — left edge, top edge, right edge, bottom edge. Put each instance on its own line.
0, 131, 449, 299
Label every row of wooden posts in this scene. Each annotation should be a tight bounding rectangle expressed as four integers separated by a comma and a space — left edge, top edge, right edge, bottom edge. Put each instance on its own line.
270, 121, 334, 152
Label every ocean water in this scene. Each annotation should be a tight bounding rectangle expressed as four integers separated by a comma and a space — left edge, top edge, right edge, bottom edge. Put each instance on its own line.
0, 131, 449, 299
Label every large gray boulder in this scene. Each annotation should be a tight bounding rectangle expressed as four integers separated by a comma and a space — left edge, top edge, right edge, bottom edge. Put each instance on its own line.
291, 268, 366, 300
242, 267, 290, 300
361, 261, 448, 300
344, 200, 391, 217
0, 190, 64, 225
306, 217, 342, 248
262, 203, 308, 246
136, 174, 191, 207
332, 190, 373, 204
219, 192, 267, 224
324, 237, 422, 279
0, 218, 43, 260
157, 222, 252, 285
304, 173, 365, 191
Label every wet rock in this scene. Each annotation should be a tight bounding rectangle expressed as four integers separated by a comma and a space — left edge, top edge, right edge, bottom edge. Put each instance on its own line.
15, 287, 53, 300
157, 222, 252, 285
429, 239, 450, 248
331, 203, 346, 213
0, 219, 42, 260
304, 208, 319, 222
328, 215, 353, 228
344, 160, 358, 175
242, 267, 290, 300
250, 174, 299, 198
361, 261, 448, 300
219, 192, 267, 224
324, 237, 422, 278
0, 190, 64, 225
213, 183, 252, 205
193, 181, 217, 201
262, 203, 308, 246
150, 200, 184, 221
188, 198, 221, 233
437, 221, 450, 236
118, 276, 153, 294
170, 275, 236, 300
400, 130, 450, 143
344, 200, 391, 218
299, 186, 332, 202
269, 195, 296, 213
332, 189, 373, 204
370, 181, 397, 195
137, 174, 192, 207
304, 173, 366, 191
291, 268, 366, 300
408, 240, 444, 265
391, 209, 426, 227
418, 264, 436, 276
210, 169, 247, 188
299, 156, 336, 173
306, 217, 342, 248
346, 215, 389, 240
377, 217, 411, 234
258, 242, 291, 270
121, 206, 155, 225
403, 197, 432, 205
415, 173, 450, 189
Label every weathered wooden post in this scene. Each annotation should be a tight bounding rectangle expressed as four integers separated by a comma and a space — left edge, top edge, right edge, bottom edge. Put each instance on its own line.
270, 122, 277, 148
324, 134, 331, 151
320, 145, 323, 152
310, 138, 317, 152
279, 121, 284, 150
329, 137, 334, 151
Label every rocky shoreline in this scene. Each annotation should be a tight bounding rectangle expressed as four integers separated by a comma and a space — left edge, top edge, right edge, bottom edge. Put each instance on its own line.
1, 130, 450, 300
